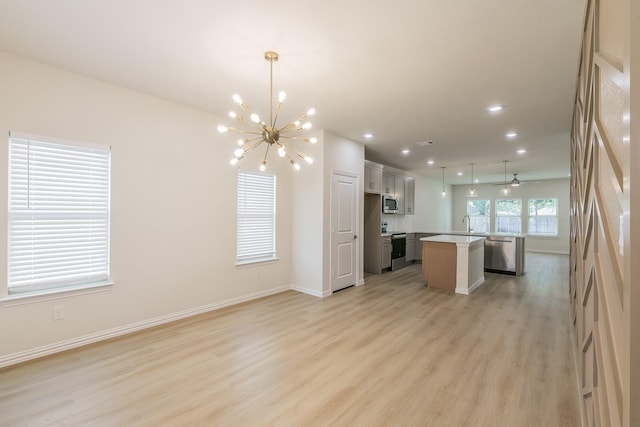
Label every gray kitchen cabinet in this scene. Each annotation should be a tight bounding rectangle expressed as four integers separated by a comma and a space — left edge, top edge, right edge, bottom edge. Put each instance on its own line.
404, 178, 415, 215
406, 233, 415, 262
394, 175, 405, 214
381, 235, 392, 269
383, 173, 395, 196
364, 163, 382, 194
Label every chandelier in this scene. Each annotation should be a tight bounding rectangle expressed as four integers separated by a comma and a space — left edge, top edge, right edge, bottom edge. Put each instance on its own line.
217, 51, 317, 171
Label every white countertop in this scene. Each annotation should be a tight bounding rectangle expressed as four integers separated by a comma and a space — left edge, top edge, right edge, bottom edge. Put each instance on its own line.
415, 231, 526, 238
420, 234, 485, 244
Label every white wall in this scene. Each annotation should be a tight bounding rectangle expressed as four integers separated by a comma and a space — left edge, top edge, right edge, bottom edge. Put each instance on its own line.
451, 178, 570, 254
379, 164, 453, 233
0, 51, 297, 362
290, 132, 325, 296
323, 131, 365, 292
291, 130, 365, 296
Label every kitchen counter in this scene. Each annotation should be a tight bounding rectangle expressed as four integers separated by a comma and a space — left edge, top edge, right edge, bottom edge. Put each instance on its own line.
421, 234, 486, 244
413, 231, 525, 275
415, 230, 526, 238
420, 235, 485, 295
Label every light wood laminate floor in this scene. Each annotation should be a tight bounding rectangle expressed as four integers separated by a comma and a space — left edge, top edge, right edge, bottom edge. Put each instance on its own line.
0, 253, 580, 426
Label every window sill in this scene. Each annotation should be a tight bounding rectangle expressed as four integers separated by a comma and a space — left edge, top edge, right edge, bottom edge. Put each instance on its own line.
236, 257, 279, 267
1, 281, 114, 306
526, 234, 559, 239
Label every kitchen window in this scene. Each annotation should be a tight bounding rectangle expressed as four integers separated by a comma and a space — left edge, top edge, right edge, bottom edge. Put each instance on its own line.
237, 170, 276, 264
528, 198, 558, 236
495, 199, 522, 234
7, 132, 111, 296
467, 199, 490, 233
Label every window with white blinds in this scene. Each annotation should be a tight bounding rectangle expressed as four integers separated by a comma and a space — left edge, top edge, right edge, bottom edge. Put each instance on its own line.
237, 170, 276, 264
8, 132, 111, 295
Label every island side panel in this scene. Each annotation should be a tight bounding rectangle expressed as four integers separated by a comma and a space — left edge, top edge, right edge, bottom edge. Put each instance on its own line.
456, 240, 485, 295
422, 240, 456, 291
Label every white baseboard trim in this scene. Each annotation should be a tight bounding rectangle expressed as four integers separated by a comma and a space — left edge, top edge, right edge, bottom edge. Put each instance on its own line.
526, 249, 570, 255
455, 276, 486, 295
356, 278, 365, 286
0, 285, 290, 369
291, 285, 329, 298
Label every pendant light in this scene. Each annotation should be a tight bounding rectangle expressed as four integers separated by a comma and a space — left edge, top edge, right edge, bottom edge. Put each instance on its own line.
511, 173, 521, 187
441, 166, 447, 198
467, 163, 477, 197
500, 160, 511, 196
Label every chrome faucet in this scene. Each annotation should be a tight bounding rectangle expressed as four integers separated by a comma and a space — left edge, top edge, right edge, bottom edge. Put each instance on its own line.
462, 215, 472, 232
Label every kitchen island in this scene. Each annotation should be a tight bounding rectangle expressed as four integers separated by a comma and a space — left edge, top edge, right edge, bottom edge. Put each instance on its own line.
421, 235, 485, 295
415, 231, 525, 276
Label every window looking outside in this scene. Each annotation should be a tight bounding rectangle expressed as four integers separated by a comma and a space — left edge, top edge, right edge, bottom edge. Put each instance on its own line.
8, 132, 111, 295
467, 199, 490, 233
528, 198, 558, 236
237, 170, 276, 264
495, 199, 522, 233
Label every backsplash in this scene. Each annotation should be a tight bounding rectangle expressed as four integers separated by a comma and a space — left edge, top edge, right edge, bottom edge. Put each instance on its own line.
381, 213, 413, 233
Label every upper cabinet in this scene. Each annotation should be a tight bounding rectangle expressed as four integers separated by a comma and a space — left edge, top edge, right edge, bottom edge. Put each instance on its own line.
405, 178, 415, 215
394, 175, 405, 214
382, 173, 395, 196
364, 162, 383, 194
364, 161, 415, 216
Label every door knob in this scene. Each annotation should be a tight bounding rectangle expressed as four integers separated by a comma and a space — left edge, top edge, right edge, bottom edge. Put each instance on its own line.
354, 235, 358, 239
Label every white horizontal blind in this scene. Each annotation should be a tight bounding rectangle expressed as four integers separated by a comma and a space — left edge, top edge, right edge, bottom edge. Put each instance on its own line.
8, 132, 111, 294
237, 170, 276, 263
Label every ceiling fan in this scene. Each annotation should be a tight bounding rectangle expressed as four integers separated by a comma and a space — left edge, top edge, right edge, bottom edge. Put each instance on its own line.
492, 172, 541, 186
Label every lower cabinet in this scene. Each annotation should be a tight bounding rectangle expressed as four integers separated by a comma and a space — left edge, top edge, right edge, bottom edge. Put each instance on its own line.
381, 236, 392, 269
406, 233, 415, 262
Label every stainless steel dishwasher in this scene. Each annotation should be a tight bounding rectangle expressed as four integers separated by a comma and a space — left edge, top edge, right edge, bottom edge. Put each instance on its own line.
484, 236, 525, 275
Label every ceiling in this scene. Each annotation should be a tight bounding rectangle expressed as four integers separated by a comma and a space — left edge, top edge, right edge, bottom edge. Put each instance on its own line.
0, 0, 585, 185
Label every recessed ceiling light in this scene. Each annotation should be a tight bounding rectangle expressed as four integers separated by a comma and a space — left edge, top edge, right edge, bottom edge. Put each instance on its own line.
517, 149, 526, 154
363, 133, 374, 138
506, 132, 518, 138
457, 172, 463, 176
402, 149, 410, 155
488, 104, 505, 112
427, 160, 435, 165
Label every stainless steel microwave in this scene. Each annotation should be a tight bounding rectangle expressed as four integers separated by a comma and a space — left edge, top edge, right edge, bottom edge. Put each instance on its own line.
383, 196, 399, 214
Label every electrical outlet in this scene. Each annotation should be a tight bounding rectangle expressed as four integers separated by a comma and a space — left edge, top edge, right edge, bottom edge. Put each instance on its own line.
52, 304, 64, 320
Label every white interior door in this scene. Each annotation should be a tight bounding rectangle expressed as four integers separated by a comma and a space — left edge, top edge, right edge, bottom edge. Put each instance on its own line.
332, 172, 357, 292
